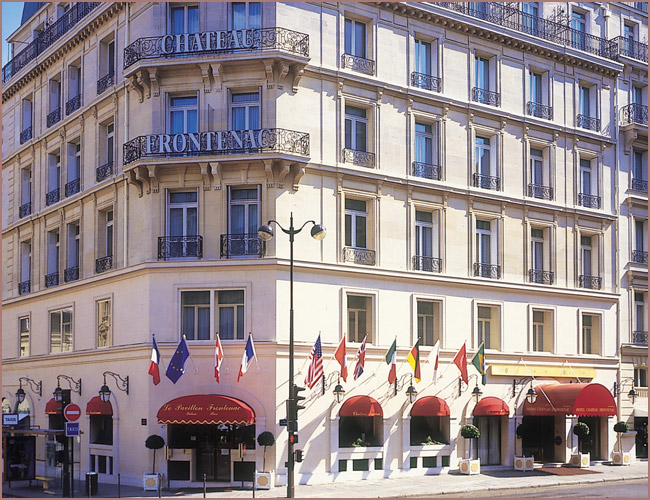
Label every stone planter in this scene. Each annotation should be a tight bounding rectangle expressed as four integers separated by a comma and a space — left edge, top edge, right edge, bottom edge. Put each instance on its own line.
255, 471, 274, 489
143, 473, 160, 491
459, 458, 480, 475
611, 451, 632, 466
569, 452, 590, 468
513, 455, 534, 471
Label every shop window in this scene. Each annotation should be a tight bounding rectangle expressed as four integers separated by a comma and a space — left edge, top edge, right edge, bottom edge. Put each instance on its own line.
50, 308, 73, 353
90, 454, 114, 475
170, 3, 198, 34
422, 456, 437, 468
581, 313, 601, 355
410, 415, 450, 445
339, 460, 348, 472
90, 415, 113, 445
477, 304, 500, 350
347, 294, 372, 344
410, 456, 418, 468
19, 316, 30, 357
416, 300, 440, 347
339, 416, 382, 447
97, 299, 111, 347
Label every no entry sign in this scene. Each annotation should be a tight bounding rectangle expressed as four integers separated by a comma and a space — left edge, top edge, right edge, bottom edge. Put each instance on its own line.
63, 403, 81, 422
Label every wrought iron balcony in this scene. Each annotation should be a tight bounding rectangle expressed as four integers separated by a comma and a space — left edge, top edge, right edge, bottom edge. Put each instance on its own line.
124, 27, 309, 69
124, 128, 309, 164
610, 36, 648, 63
220, 234, 266, 258
96, 162, 113, 182
18, 280, 30, 295
95, 255, 113, 273
412, 162, 441, 181
97, 73, 114, 95
473, 173, 500, 190
577, 114, 600, 132
158, 236, 203, 260
413, 256, 442, 273
632, 178, 648, 193
411, 72, 441, 92
633, 331, 648, 345
341, 53, 375, 75
578, 193, 601, 209
474, 263, 501, 279
578, 275, 602, 290
632, 250, 648, 264
65, 94, 81, 115
46, 188, 60, 206
45, 272, 59, 288
47, 108, 61, 128
343, 149, 375, 168
529, 269, 554, 285
20, 126, 32, 144
65, 179, 81, 197
527, 101, 553, 120
621, 103, 648, 126
343, 247, 376, 266
528, 183, 553, 200
472, 87, 500, 106
64, 266, 79, 283
19, 202, 31, 218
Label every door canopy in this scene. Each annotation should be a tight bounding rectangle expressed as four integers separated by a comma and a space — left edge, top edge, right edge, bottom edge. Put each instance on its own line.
157, 395, 255, 425
523, 383, 616, 416
473, 396, 510, 416
339, 395, 383, 417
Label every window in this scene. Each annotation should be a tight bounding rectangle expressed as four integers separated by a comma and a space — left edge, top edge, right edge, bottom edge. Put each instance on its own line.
339, 413, 382, 448
581, 313, 601, 355
415, 211, 434, 259
580, 235, 593, 277
228, 187, 260, 256
528, 147, 552, 199
47, 153, 61, 205
47, 229, 60, 278
530, 148, 543, 186
634, 292, 646, 333
632, 87, 644, 106
579, 86, 591, 117
414, 122, 436, 166
532, 309, 553, 352
414, 39, 433, 76
635, 219, 646, 254
579, 158, 599, 208
97, 299, 111, 348
66, 142, 81, 197
624, 24, 635, 47
90, 454, 114, 475
475, 56, 489, 90
171, 4, 199, 34
49, 78, 61, 115
168, 95, 198, 134
571, 11, 587, 50
105, 122, 114, 167
344, 199, 367, 249
180, 289, 246, 341
21, 97, 32, 142
181, 291, 210, 340
634, 367, 648, 388
167, 191, 198, 237
345, 106, 368, 153
344, 18, 366, 58
19, 316, 30, 357
530, 72, 542, 104
90, 415, 113, 445
98, 208, 114, 261
65, 222, 80, 282
521, 2, 538, 33
230, 91, 260, 130
417, 300, 440, 346
580, 159, 591, 195
475, 220, 494, 265
20, 241, 31, 290
475, 136, 490, 175
348, 295, 371, 343
66, 63, 81, 114
474, 135, 498, 189
20, 167, 31, 216
477, 305, 500, 350
232, 2, 260, 30
218, 290, 245, 340
410, 413, 449, 446
50, 308, 73, 353
530, 228, 545, 271
633, 150, 646, 184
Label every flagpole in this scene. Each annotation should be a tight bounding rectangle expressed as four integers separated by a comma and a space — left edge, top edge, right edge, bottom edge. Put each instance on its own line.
153, 333, 168, 372
183, 334, 199, 374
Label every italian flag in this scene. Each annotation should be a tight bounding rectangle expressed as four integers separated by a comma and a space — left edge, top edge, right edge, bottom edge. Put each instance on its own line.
385, 339, 397, 384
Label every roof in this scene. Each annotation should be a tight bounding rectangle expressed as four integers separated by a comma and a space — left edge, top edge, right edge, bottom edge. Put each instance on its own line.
21, 3, 45, 25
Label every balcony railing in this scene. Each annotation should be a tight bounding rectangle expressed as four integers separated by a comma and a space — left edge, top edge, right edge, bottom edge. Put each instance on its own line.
578, 275, 602, 290
527, 101, 553, 120
46, 188, 60, 206
96, 255, 113, 273
65, 179, 81, 197
413, 256, 442, 273
411, 72, 441, 92
610, 36, 648, 63
343, 247, 376, 265
47, 108, 62, 128
18, 280, 30, 295
97, 73, 114, 95
19, 202, 31, 218
632, 250, 648, 264
578, 193, 601, 209
20, 126, 33, 144
45, 272, 59, 288
341, 53, 375, 75
220, 234, 266, 258
158, 236, 203, 260
472, 87, 500, 106
2, 3, 101, 84
529, 269, 554, 285
343, 149, 375, 168
64, 266, 79, 283
632, 178, 648, 193
621, 104, 648, 126
528, 183, 553, 200
577, 114, 600, 132
412, 161, 441, 181
124, 128, 309, 164
96, 162, 113, 182
65, 94, 81, 116
473, 173, 500, 190
474, 262, 501, 279
633, 331, 648, 345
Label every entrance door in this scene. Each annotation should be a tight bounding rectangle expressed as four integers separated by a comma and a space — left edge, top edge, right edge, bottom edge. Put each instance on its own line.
475, 416, 501, 465
634, 417, 648, 458
196, 444, 217, 481
521, 416, 554, 462
578, 417, 601, 460
216, 447, 231, 481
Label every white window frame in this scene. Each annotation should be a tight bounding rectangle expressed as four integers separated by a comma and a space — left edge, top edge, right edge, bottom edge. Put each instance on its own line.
416, 299, 441, 347
216, 289, 246, 340
634, 291, 647, 332
530, 227, 545, 271
49, 306, 74, 353
580, 234, 594, 277
475, 302, 502, 351
167, 93, 199, 134
529, 307, 555, 353
346, 293, 373, 344
229, 89, 261, 130
67, 141, 81, 184
474, 134, 497, 178
414, 121, 436, 166
166, 190, 199, 237
475, 219, 497, 265
345, 105, 368, 152
48, 229, 60, 275
579, 311, 602, 356
414, 38, 432, 76
169, 3, 199, 34
230, 2, 261, 31
106, 122, 115, 166
20, 240, 31, 284
22, 97, 32, 132
67, 221, 80, 269
344, 17, 367, 59
21, 166, 32, 206
344, 198, 368, 249
49, 77, 61, 113
227, 185, 261, 237
48, 152, 61, 193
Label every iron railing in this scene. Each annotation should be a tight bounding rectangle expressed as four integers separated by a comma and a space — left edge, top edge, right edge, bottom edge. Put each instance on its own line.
96, 162, 113, 182
411, 72, 441, 92
528, 183, 553, 200
578, 275, 602, 289
95, 255, 113, 273
578, 193, 601, 209
473, 173, 500, 190
45, 272, 59, 288
158, 236, 203, 260
47, 108, 61, 128
65, 179, 80, 197
633, 331, 648, 345
577, 114, 600, 131
343, 149, 375, 168
632, 250, 648, 264
343, 247, 376, 265
472, 87, 501, 106
46, 188, 60, 206
413, 256, 442, 273
529, 269, 554, 285
631, 178, 648, 193
19, 202, 31, 218
621, 103, 648, 126
64, 266, 79, 283
474, 262, 501, 279
220, 234, 266, 258
97, 73, 114, 95
527, 101, 553, 120
65, 94, 81, 115
20, 126, 33, 144
18, 280, 30, 295
341, 53, 375, 75
610, 36, 648, 63
412, 162, 441, 181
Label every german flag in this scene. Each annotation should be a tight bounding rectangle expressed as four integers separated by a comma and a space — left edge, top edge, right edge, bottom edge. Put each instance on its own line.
407, 340, 421, 382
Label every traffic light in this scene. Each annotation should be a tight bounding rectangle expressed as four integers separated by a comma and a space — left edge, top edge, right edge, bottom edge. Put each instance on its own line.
289, 431, 299, 445
295, 449, 303, 463
293, 385, 306, 415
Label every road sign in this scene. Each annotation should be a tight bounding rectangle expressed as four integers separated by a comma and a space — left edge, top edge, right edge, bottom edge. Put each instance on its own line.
3, 413, 18, 426
65, 422, 80, 437
63, 403, 81, 422
279, 419, 287, 427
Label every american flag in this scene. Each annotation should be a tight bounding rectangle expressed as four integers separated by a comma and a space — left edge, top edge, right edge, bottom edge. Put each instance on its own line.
305, 334, 324, 389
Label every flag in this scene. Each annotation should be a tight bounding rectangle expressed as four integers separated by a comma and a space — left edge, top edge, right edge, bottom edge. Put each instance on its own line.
148, 337, 161, 386
385, 338, 397, 384
407, 340, 421, 382
353, 335, 367, 381
166, 337, 190, 384
305, 334, 324, 389
430, 340, 440, 384
453, 342, 469, 384
334, 336, 348, 382
214, 334, 224, 383
237, 334, 257, 383
471, 343, 487, 385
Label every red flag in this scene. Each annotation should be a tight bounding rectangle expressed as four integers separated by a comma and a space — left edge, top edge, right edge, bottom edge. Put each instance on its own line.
214, 334, 224, 383
334, 336, 348, 382
453, 342, 468, 384
148, 337, 161, 386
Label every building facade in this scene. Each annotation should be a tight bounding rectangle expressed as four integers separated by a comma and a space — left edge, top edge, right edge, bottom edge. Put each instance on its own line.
2, 1, 647, 488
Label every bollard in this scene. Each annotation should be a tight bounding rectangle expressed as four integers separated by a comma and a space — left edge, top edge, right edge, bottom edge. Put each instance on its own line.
203, 473, 206, 498
157, 473, 161, 498
252, 470, 257, 498
118, 473, 121, 498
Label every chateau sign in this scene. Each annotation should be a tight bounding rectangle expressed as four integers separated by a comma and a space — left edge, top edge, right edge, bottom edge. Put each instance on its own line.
157, 395, 255, 425
160, 30, 260, 54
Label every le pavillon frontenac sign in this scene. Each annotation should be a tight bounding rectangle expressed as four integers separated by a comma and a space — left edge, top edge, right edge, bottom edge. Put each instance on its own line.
156, 395, 255, 425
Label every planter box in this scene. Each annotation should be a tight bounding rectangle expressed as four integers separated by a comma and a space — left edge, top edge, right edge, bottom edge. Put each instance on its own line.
143, 473, 160, 491
513, 455, 534, 471
570, 452, 590, 468
255, 471, 274, 489
611, 451, 632, 466
459, 458, 480, 475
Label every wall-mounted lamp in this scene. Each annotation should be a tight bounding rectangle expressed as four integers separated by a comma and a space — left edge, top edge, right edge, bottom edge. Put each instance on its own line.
16, 377, 42, 403
54, 374, 82, 401
471, 385, 483, 404
405, 375, 418, 404
613, 379, 638, 404
99, 371, 129, 402
459, 373, 481, 399
333, 376, 346, 403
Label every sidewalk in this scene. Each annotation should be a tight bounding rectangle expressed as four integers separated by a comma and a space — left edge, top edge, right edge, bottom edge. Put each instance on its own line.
3, 461, 648, 498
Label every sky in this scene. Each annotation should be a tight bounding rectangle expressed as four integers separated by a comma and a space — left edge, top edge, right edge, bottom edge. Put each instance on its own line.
3, 2, 25, 67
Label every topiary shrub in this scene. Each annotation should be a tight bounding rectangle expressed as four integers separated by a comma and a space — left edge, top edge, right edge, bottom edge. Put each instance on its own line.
614, 421, 630, 453
460, 424, 480, 439
257, 431, 275, 472
145, 434, 165, 474
573, 422, 590, 437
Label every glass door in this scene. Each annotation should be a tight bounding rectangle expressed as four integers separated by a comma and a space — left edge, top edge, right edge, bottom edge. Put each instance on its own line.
229, 187, 260, 256
167, 191, 198, 258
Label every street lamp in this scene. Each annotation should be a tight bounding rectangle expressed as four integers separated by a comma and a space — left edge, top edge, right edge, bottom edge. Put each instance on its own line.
471, 385, 483, 403
525, 386, 538, 405
333, 375, 346, 403
16, 377, 42, 403
258, 212, 326, 499
98, 371, 129, 403
406, 375, 418, 404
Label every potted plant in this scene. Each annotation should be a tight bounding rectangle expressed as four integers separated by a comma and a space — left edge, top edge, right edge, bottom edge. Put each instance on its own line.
459, 424, 480, 475
255, 431, 276, 489
570, 422, 590, 468
513, 423, 534, 472
611, 421, 632, 465
143, 435, 164, 490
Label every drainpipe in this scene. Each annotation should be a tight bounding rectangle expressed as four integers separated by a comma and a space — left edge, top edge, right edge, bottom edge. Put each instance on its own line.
123, 2, 130, 268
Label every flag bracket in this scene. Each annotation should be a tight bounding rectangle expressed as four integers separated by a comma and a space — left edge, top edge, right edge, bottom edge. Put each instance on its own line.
458, 374, 480, 397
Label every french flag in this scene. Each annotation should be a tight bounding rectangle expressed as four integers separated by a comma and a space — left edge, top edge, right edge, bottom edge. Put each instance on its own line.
237, 334, 257, 383
148, 337, 161, 386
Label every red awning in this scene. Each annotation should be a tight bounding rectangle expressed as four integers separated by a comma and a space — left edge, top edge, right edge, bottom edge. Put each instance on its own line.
157, 395, 255, 425
523, 383, 617, 417
410, 396, 450, 417
86, 396, 113, 416
474, 396, 510, 416
45, 398, 62, 415
340, 395, 383, 417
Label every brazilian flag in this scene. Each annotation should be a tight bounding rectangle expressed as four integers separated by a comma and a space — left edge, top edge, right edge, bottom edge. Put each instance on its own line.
471, 343, 486, 385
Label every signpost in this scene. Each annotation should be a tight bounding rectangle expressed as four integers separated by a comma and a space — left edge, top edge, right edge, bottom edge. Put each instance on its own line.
279, 419, 287, 427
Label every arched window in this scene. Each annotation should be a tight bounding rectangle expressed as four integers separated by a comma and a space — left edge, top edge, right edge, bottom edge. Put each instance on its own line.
339, 396, 383, 448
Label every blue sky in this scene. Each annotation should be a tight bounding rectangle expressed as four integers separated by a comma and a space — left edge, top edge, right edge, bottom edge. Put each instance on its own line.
3, 2, 25, 66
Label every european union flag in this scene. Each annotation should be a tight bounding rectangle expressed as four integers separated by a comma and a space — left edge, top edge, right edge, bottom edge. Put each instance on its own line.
166, 337, 190, 384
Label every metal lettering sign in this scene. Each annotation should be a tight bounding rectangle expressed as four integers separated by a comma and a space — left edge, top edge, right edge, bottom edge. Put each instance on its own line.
279, 418, 287, 427
65, 422, 80, 437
